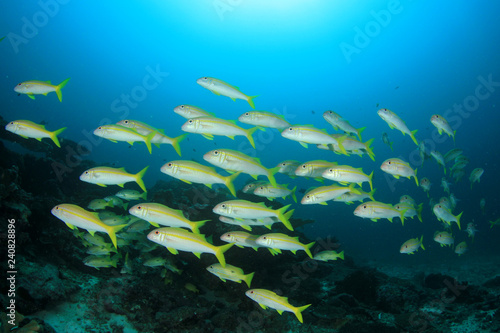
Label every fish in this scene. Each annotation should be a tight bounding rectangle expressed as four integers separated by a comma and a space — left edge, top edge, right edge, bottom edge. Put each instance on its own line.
93, 124, 156, 154
124, 220, 151, 233
14, 78, 70, 102
382, 132, 393, 151
242, 181, 269, 193
400, 236, 425, 254
441, 178, 451, 194
276, 160, 301, 178
218, 215, 278, 231
173, 105, 214, 119
255, 233, 315, 259
438, 197, 452, 211
129, 203, 208, 234
323, 110, 365, 141
281, 125, 347, 154
454, 241, 467, 255
51, 204, 127, 248
203, 149, 280, 187
206, 263, 255, 287
213, 200, 294, 231
489, 218, 500, 228
147, 227, 234, 267
420, 177, 431, 197
87, 199, 114, 211
322, 165, 374, 191
301, 183, 360, 205
245, 289, 311, 323
380, 158, 418, 186
444, 148, 463, 164
313, 250, 345, 261
115, 189, 147, 201
331, 135, 375, 161
238, 111, 290, 130
181, 116, 259, 149
184, 283, 199, 293
252, 183, 297, 203
143, 257, 168, 268
295, 160, 337, 181
160, 160, 240, 197
196, 77, 257, 109
430, 150, 447, 174
433, 231, 454, 247
332, 188, 376, 205
466, 223, 478, 238
220, 231, 260, 250
5, 120, 67, 148
394, 202, 423, 223
377, 108, 418, 145
449, 193, 459, 209
433, 204, 463, 230
116, 119, 188, 156
430, 114, 456, 143
80, 166, 149, 192
83, 254, 120, 270
104, 196, 128, 210
469, 168, 484, 189
86, 245, 117, 256
353, 201, 406, 224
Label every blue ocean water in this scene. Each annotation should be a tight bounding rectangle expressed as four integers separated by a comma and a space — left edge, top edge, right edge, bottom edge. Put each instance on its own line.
2, 0, 500, 274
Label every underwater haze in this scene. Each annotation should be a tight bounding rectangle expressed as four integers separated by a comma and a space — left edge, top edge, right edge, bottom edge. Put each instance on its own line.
2, 0, 500, 332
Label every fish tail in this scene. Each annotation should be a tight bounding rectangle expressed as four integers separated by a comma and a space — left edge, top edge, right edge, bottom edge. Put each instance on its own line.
134, 166, 149, 192
338, 250, 345, 260
191, 220, 210, 234
214, 243, 234, 268
417, 203, 423, 222
266, 166, 281, 188
140, 191, 148, 200
420, 235, 425, 250
336, 135, 349, 156
108, 223, 128, 249
224, 171, 241, 197
364, 138, 375, 161
368, 188, 376, 201
304, 241, 315, 259
348, 183, 361, 195
455, 211, 463, 230
410, 129, 419, 146
55, 78, 70, 102
50, 126, 67, 148
357, 127, 366, 141
293, 304, 312, 324
246, 127, 259, 149
414, 168, 419, 186
277, 204, 294, 231
368, 171, 374, 192
171, 133, 188, 156
291, 186, 297, 203
389, 141, 393, 151
144, 131, 156, 154
400, 209, 407, 226
243, 271, 255, 288
247, 95, 258, 109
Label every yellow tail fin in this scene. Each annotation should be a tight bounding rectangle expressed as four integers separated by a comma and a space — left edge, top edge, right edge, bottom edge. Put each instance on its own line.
134, 166, 149, 192
50, 127, 67, 148
55, 78, 70, 102
214, 243, 234, 268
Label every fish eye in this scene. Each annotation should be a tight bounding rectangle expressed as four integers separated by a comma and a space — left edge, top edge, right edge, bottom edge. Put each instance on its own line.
388, 161, 391, 164
55, 206, 59, 210
263, 237, 267, 239
329, 168, 333, 172
137, 206, 142, 210
213, 151, 219, 155
288, 127, 293, 131
250, 291, 254, 294
167, 163, 172, 167
180, 105, 184, 108
221, 204, 226, 208
10, 122, 14, 125
302, 165, 306, 168
245, 112, 249, 116
203, 77, 208, 80
306, 195, 310, 199
188, 120, 193, 124
85, 171, 89, 174
227, 234, 231, 237
97, 127, 102, 130
17, 83, 21, 86
155, 230, 159, 234
363, 205, 367, 208
281, 163, 286, 166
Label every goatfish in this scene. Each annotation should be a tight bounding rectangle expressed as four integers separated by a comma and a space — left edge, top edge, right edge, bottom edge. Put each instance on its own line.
84, 254, 120, 270
400, 236, 425, 254
242, 181, 268, 193
245, 289, 311, 323
255, 233, 315, 259
213, 200, 294, 231
353, 201, 406, 224
276, 160, 301, 178
430, 114, 456, 143
160, 160, 240, 197
333, 188, 376, 205
116, 119, 187, 156
430, 150, 447, 174
455, 241, 467, 255
238, 111, 290, 130
93, 124, 156, 154
5, 120, 66, 148
380, 158, 418, 186
220, 231, 260, 250
207, 263, 255, 287
181, 116, 259, 149
143, 257, 168, 268
395, 202, 423, 223
173, 105, 214, 119
196, 76, 257, 109
80, 166, 149, 192
219, 215, 277, 231
295, 160, 337, 181
14, 78, 70, 102
323, 110, 365, 141
313, 250, 345, 261
433, 204, 462, 230
252, 183, 297, 202
382, 132, 393, 151
147, 227, 234, 267
203, 149, 280, 187
115, 189, 147, 201
469, 168, 484, 189
51, 204, 127, 249
129, 202, 208, 234
331, 135, 375, 161
377, 108, 418, 145
301, 183, 360, 205
322, 165, 374, 191
444, 148, 463, 164
281, 125, 347, 154
433, 231, 454, 247
420, 178, 431, 197
87, 199, 114, 211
